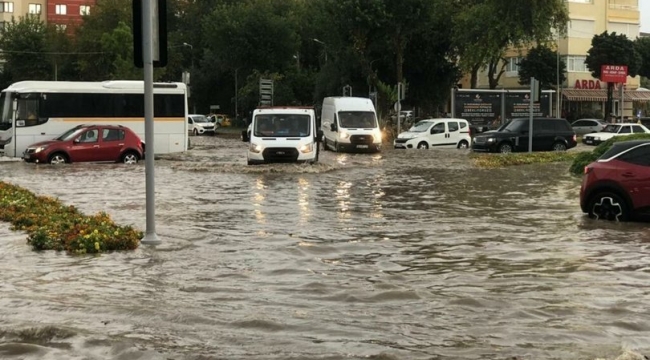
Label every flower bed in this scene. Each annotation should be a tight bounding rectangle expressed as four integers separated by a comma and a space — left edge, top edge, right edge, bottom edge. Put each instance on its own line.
0, 181, 141, 254
471, 151, 580, 168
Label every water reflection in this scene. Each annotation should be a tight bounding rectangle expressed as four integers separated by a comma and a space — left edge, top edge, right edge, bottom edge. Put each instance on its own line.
0, 137, 648, 360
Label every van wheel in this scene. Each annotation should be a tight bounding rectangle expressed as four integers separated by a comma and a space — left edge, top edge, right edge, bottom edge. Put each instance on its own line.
193, 128, 198, 136
552, 142, 567, 151
247, 160, 254, 166
417, 142, 429, 149
587, 192, 629, 222
457, 140, 469, 149
498, 143, 513, 153
322, 138, 329, 151
334, 142, 340, 152
48, 152, 68, 164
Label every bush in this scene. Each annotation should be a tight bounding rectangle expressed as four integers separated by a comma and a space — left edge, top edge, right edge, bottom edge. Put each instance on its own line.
568, 133, 650, 176
0, 181, 142, 254
471, 151, 579, 168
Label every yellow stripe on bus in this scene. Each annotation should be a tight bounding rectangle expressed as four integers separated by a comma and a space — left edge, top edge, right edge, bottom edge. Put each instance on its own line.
60, 117, 184, 122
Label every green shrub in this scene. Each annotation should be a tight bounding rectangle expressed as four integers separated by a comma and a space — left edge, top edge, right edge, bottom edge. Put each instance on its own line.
569, 133, 650, 176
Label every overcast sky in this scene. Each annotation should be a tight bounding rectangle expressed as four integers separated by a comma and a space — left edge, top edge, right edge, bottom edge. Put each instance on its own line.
642, 1, 650, 33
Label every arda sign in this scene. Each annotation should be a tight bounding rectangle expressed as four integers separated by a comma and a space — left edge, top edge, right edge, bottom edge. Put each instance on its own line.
600, 65, 628, 83
574, 79, 602, 89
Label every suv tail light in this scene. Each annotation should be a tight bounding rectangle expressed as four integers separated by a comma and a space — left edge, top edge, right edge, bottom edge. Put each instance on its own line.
573, 134, 577, 142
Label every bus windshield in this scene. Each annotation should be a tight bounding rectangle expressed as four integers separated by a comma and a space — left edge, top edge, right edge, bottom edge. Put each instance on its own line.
254, 114, 311, 137
0, 93, 11, 131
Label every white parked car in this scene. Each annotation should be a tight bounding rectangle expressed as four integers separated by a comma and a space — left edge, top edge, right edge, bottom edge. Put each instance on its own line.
187, 114, 215, 136
394, 118, 471, 149
582, 123, 650, 146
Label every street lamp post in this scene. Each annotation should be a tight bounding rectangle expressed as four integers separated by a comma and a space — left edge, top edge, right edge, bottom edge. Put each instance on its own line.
183, 42, 196, 113
312, 38, 328, 63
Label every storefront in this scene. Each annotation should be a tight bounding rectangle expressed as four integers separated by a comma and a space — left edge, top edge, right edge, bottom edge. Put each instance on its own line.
561, 78, 650, 122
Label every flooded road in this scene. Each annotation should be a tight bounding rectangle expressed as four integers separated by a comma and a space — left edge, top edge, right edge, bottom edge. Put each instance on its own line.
1, 135, 649, 360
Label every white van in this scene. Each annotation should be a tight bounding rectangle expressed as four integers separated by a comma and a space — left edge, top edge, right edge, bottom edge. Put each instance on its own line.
393, 118, 471, 149
241, 107, 322, 165
321, 97, 382, 152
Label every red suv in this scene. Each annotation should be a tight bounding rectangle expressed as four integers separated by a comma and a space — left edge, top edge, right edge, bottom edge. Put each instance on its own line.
23, 124, 145, 164
580, 140, 650, 221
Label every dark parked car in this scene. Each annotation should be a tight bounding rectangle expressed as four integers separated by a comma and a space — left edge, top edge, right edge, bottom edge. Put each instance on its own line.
580, 140, 650, 221
23, 124, 145, 164
471, 117, 577, 153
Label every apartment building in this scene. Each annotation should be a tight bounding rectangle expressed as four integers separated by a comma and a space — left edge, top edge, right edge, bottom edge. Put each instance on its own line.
466, 0, 648, 121
0, 1, 47, 28
47, 0, 94, 32
0, 1, 93, 31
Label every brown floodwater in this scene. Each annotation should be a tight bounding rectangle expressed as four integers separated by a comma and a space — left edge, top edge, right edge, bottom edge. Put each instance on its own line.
0, 135, 649, 360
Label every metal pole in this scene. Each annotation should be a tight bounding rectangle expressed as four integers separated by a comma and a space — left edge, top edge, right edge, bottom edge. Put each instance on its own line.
557, 36, 561, 118
620, 83, 624, 120
529, 78, 534, 153
235, 68, 238, 123
141, 0, 160, 245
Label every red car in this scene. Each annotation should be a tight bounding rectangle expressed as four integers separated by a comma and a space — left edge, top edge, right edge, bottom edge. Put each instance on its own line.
23, 124, 145, 164
580, 140, 650, 221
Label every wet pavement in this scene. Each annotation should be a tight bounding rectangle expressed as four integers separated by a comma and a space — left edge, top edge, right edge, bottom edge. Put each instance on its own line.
0, 135, 649, 360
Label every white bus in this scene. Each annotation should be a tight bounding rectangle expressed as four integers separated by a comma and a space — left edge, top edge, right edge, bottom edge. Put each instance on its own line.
0, 80, 188, 158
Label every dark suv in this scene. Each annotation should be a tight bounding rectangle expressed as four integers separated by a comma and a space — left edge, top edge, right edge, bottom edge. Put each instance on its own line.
580, 140, 650, 221
471, 117, 577, 153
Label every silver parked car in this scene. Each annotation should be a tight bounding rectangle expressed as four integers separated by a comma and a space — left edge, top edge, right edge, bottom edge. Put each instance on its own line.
571, 118, 607, 135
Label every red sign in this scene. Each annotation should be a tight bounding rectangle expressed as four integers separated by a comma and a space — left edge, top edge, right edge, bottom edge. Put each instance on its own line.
574, 79, 602, 89
600, 65, 628, 83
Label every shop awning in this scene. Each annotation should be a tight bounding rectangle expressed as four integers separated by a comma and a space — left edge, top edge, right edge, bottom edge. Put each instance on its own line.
562, 89, 650, 102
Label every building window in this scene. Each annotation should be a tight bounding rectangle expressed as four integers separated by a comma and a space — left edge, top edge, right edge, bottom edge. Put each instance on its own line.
0, 21, 6, 29
569, 19, 595, 39
505, 57, 522, 77
566, 56, 589, 72
0, 2, 14, 13
608, 22, 639, 39
28, 3, 41, 14
55, 4, 67, 15
80, 5, 90, 15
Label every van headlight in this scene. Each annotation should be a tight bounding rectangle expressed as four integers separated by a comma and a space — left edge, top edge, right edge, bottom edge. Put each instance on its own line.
35, 145, 48, 153
373, 129, 383, 142
339, 131, 350, 139
249, 143, 262, 153
299, 143, 314, 153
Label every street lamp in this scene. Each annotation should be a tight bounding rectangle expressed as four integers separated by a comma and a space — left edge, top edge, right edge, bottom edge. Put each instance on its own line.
312, 38, 328, 63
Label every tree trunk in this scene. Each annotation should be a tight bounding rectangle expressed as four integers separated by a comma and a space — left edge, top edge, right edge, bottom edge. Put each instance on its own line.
470, 64, 480, 89
606, 82, 614, 122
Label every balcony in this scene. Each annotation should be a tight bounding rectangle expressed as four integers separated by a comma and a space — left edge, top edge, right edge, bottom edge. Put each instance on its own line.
608, 0, 638, 11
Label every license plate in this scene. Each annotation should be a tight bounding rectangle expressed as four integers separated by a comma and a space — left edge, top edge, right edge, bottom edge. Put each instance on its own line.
585, 140, 593, 144
357, 145, 369, 149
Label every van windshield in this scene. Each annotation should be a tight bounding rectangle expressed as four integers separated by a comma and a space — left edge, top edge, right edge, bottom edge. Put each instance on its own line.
338, 111, 376, 128
254, 114, 311, 137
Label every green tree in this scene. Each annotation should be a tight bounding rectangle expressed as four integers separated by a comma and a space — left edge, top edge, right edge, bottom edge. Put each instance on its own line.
0, 15, 52, 85
518, 45, 566, 90
635, 36, 650, 79
455, 0, 569, 89
585, 31, 641, 121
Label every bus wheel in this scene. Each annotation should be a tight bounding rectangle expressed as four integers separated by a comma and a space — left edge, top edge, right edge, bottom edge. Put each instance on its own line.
48, 153, 68, 164
121, 151, 139, 164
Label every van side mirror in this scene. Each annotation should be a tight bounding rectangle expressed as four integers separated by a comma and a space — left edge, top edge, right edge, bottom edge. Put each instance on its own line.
316, 130, 324, 142
241, 130, 249, 142
330, 123, 337, 132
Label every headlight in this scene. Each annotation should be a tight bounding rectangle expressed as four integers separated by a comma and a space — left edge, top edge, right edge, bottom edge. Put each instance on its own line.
373, 129, 383, 142
299, 143, 314, 153
249, 143, 262, 153
486, 137, 496, 143
339, 131, 350, 139
35, 145, 48, 153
